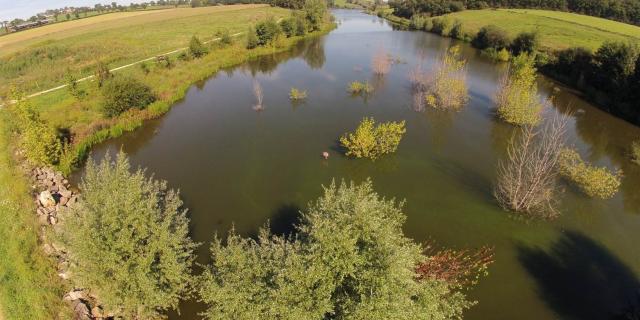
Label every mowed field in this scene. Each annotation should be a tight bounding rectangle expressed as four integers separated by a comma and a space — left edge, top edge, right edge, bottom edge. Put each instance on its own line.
0, 4, 289, 96
440, 9, 640, 51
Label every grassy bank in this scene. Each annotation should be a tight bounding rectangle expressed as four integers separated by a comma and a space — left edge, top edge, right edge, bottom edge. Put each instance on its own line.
431, 9, 640, 51
0, 113, 69, 320
0, 4, 289, 96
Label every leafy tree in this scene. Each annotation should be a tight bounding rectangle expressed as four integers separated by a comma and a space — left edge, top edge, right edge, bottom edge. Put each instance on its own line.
198, 180, 478, 320
58, 152, 197, 319
303, 0, 328, 31
9, 89, 63, 165
255, 19, 283, 46
219, 29, 233, 46
495, 53, 543, 125
188, 35, 208, 58
65, 72, 85, 99
280, 17, 296, 37
558, 148, 622, 199
591, 41, 639, 94
472, 25, 510, 50
340, 117, 406, 160
101, 76, 156, 117
510, 31, 540, 55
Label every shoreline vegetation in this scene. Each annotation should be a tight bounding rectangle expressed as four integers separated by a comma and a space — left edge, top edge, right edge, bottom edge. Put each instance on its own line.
370, 6, 640, 127
0, 4, 335, 319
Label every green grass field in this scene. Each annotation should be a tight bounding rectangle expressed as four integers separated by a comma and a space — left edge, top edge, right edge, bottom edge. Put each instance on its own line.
0, 5, 334, 318
438, 9, 640, 51
0, 4, 288, 96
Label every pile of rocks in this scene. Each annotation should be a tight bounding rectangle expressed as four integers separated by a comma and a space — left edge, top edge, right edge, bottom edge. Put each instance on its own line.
32, 167, 78, 227
31, 167, 112, 320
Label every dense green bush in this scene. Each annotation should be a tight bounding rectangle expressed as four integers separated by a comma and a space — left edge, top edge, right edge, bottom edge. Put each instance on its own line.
255, 19, 283, 46
510, 31, 540, 55
10, 93, 63, 165
431, 17, 450, 36
303, 0, 328, 31
472, 25, 510, 50
101, 76, 156, 117
197, 180, 477, 320
340, 117, 406, 160
482, 47, 510, 62
188, 35, 208, 58
558, 148, 622, 199
58, 152, 197, 318
495, 53, 543, 125
449, 20, 465, 40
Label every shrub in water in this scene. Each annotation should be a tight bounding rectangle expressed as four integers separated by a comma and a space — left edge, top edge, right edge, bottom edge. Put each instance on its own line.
340, 117, 406, 160
425, 46, 468, 110
347, 81, 373, 95
558, 148, 622, 199
289, 87, 307, 100
495, 53, 543, 126
494, 114, 568, 218
188, 35, 208, 58
481, 47, 510, 62
57, 152, 197, 319
472, 25, 510, 50
101, 76, 156, 117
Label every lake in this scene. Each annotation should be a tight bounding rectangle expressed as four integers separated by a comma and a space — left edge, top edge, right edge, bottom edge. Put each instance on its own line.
80, 9, 640, 320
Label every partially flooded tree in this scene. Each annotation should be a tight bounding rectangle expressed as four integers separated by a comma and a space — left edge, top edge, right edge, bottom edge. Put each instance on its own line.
425, 46, 468, 111
495, 53, 544, 126
371, 47, 391, 75
494, 113, 569, 218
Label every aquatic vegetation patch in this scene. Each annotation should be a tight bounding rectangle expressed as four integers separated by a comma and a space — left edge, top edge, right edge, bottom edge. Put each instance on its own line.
558, 148, 622, 199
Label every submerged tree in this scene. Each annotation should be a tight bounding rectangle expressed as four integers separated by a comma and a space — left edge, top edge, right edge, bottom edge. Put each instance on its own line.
57, 152, 197, 319
424, 45, 469, 111
494, 113, 569, 218
495, 53, 544, 126
340, 117, 406, 160
198, 180, 486, 320
371, 47, 391, 75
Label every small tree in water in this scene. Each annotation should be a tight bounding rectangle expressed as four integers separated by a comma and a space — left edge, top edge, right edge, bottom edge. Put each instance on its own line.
424, 45, 468, 111
340, 117, 406, 160
495, 53, 544, 126
494, 113, 569, 218
57, 152, 197, 318
371, 47, 391, 75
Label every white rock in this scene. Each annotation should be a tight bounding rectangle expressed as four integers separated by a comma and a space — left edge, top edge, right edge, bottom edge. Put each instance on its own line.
38, 191, 56, 208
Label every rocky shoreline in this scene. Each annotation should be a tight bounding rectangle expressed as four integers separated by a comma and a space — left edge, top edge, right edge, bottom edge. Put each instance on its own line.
31, 167, 112, 320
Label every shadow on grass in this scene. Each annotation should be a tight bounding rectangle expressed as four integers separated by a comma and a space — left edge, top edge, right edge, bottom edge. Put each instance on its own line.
518, 231, 640, 320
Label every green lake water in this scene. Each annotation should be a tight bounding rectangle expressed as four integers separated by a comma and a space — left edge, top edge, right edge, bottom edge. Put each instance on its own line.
80, 10, 640, 320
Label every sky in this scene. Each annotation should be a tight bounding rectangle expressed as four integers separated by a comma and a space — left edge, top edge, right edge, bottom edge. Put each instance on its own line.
0, 0, 148, 21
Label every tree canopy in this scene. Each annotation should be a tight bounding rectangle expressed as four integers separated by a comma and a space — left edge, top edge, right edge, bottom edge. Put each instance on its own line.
198, 180, 477, 320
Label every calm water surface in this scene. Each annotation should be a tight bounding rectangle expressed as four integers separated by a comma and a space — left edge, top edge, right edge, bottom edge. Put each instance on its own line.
80, 10, 640, 320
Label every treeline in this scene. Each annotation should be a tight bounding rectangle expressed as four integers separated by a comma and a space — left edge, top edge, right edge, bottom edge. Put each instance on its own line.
389, 0, 640, 25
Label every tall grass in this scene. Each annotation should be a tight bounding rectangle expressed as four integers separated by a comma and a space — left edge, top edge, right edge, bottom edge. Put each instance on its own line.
0, 112, 69, 320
